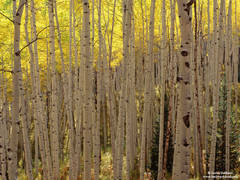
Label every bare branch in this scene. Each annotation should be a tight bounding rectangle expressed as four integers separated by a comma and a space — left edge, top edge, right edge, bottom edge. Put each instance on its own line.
0, 69, 14, 74
16, 26, 49, 55
187, 0, 195, 8
16, 0, 27, 16
17, 38, 42, 55
37, 26, 49, 36
0, 11, 14, 23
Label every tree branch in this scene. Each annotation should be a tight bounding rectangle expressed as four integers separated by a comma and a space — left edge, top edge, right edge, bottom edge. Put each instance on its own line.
16, 26, 49, 55
0, 11, 14, 23
16, 0, 27, 16
184, 0, 196, 16
17, 38, 41, 55
187, 0, 195, 8
0, 69, 14, 74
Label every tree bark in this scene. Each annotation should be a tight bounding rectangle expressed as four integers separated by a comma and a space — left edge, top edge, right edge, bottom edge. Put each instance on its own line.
172, 0, 193, 179
48, 0, 60, 178
82, 0, 93, 179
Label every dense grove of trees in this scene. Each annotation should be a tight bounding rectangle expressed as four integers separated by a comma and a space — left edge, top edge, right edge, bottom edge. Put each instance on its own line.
0, 0, 240, 179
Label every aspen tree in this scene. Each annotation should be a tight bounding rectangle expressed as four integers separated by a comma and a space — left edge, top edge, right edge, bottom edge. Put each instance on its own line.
19, 69, 33, 180
140, 0, 155, 179
2, 96, 10, 179
139, 0, 145, 94
204, 0, 211, 165
191, 4, 198, 177
0, 81, 3, 179
0, 70, 7, 180
75, 27, 85, 178
29, 0, 55, 177
9, 0, 26, 179
126, 0, 135, 179
82, 0, 93, 179
192, 1, 204, 176
161, 0, 175, 177
54, 0, 68, 127
130, 15, 137, 166
102, 9, 109, 153
145, 0, 152, 165
107, 0, 117, 175
225, 0, 232, 172
197, 4, 205, 175
172, 0, 193, 179
114, 0, 131, 179
233, 0, 238, 128
94, 0, 102, 178
102, 34, 110, 154
91, 0, 95, 170
54, 0, 68, 107
209, 0, 221, 173
48, 0, 60, 178
68, 0, 76, 178
72, 0, 82, 178
157, 0, 166, 179
24, 2, 46, 178
170, 0, 176, 139
32, 0, 53, 177
16, 5, 34, 176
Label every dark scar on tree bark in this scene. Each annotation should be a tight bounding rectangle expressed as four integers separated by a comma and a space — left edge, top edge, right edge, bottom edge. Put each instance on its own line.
183, 114, 190, 128
183, 138, 189, 147
177, 76, 183, 82
181, 50, 188, 56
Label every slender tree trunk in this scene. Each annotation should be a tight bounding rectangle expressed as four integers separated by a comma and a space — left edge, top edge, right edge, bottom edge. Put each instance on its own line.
82, 0, 93, 179
68, 0, 76, 178
0, 70, 7, 180
140, 0, 155, 179
209, 0, 222, 174
225, 0, 232, 172
126, 1, 135, 179
158, 0, 166, 179
48, 0, 60, 178
107, 0, 117, 176
233, 0, 239, 139
9, 0, 25, 179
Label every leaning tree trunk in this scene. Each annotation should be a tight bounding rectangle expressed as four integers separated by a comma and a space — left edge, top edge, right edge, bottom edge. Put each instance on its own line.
9, 0, 25, 179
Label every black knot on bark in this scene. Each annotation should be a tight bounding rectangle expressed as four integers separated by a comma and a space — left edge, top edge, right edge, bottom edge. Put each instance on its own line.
183, 114, 190, 128
177, 76, 183, 82
183, 138, 189, 147
181, 50, 188, 56
185, 62, 190, 68
15, 51, 20, 56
